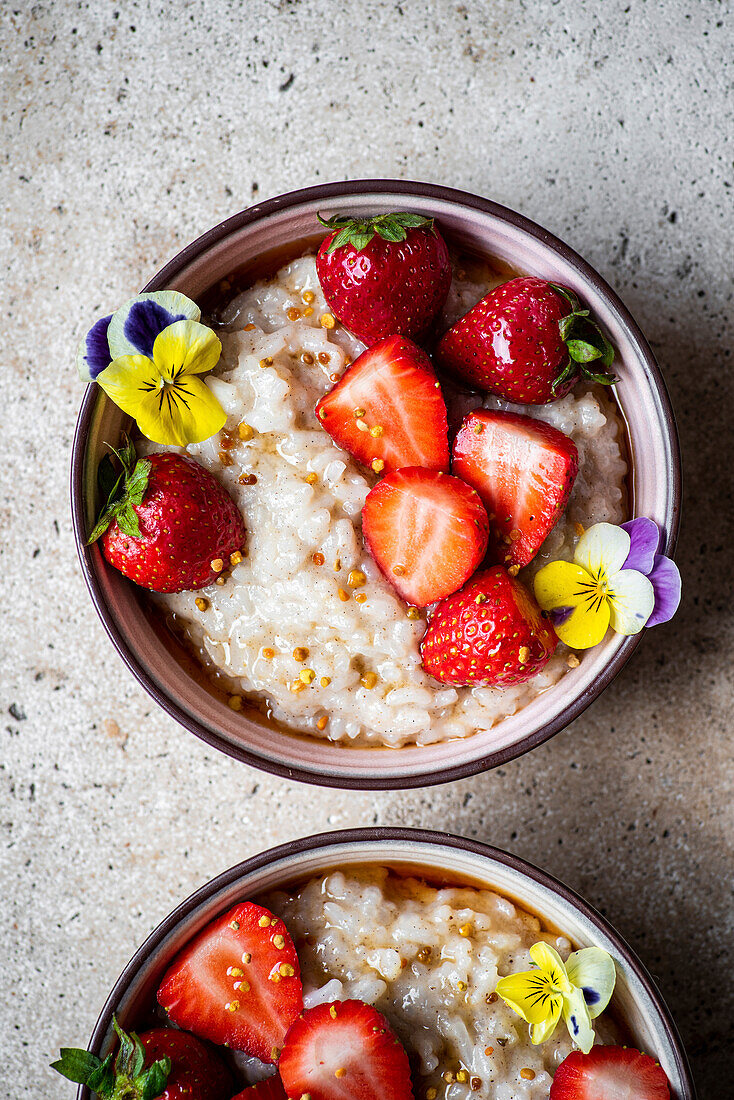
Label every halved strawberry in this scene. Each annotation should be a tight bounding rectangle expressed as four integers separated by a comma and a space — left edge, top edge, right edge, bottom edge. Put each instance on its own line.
315, 335, 449, 474
550, 1045, 670, 1100
157, 902, 302, 1064
279, 1000, 414, 1100
232, 1076, 289, 1100
452, 408, 578, 569
362, 467, 489, 607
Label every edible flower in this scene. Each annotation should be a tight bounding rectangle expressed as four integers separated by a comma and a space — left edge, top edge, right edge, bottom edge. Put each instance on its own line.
495, 942, 616, 1053
533, 520, 680, 650
77, 291, 226, 446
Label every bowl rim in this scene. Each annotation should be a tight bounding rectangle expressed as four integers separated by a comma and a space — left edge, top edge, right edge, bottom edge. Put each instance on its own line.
70, 178, 682, 789
78, 826, 695, 1099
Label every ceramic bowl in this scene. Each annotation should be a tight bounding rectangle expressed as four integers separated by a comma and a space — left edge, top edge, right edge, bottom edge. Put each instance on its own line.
70, 180, 681, 788
76, 827, 694, 1099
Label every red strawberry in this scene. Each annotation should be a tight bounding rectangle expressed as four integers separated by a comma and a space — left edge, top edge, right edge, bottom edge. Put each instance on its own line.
139, 1030, 234, 1100
157, 902, 303, 1064
279, 1000, 413, 1100
550, 1045, 671, 1100
87, 435, 245, 593
362, 468, 489, 607
52, 1019, 232, 1100
231, 1076, 288, 1100
316, 211, 451, 344
436, 277, 615, 404
420, 566, 557, 687
315, 335, 449, 475
452, 409, 578, 568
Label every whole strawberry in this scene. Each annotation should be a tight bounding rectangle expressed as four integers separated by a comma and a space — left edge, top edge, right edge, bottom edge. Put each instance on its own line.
436, 276, 616, 404
87, 436, 245, 593
420, 566, 557, 687
316, 211, 451, 345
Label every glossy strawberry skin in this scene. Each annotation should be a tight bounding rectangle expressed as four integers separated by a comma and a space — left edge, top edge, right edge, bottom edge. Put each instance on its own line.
157, 901, 303, 1064
102, 452, 245, 593
452, 409, 578, 568
279, 1000, 414, 1100
362, 467, 488, 608
316, 335, 449, 474
420, 566, 557, 687
549, 1045, 671, 1100
139, 1029, 233, 1100
231, 1076, 288, 1100
316, 227, 451, 345
436, 277, 576, 404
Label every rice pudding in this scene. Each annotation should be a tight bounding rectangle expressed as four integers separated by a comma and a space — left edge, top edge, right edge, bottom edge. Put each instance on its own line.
263, 867, 619, 1100
148, 254, 628, 748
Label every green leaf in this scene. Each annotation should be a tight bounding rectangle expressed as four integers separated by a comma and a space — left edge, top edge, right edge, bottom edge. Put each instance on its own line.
392, 213, 434, 229
583, 369, 618, 386
552, 359, 578, 392
375, 221, 407, 243
86, 1054, 115, 1096
567, 338, 603, 363
97, 453, 120, 503
113, 1018, 136, 1076
116, 503, 142, 538
139, 1058, 171, 1100
549, 282, 580, 311
317, 213, 352, 229
86, 501, 120, 545
349, 229, 374, 251
327, 226, 356, 253
51, 1048, 103, 1086
125, 459, 152, 506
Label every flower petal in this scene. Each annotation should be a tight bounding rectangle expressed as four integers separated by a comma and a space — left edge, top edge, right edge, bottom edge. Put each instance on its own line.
574, 522, 631, 581
565, 948, 616, 1019
107, 292, 201, 358
496, 969, 562, 1025
562, 986, 595, 1054
96, 354, 159, 420
529, 997, 563, 1045
534, 561, 611, 650
152, 319, 222, 377
529, 943, 570, 990
77, 314, 113, 381
646, 555, 682, 627
621, 517, 660, 575
140, 376, 227, 446
607, 568, 655, 635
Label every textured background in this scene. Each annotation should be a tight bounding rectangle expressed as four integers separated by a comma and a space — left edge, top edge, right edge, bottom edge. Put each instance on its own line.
2, 1, 732, 1096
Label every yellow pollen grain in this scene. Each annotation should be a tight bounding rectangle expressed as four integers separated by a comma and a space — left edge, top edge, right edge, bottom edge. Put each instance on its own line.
302, 351, 315, 365
228, 695, 243, 711
329, 1005, 338, 1019
262, 647, 275, 659
426, 1090, 437, 1100
302, 290, 315, 303
520, 1069, 536, 1081
215, 576, 226, 586
508, 564, 520, 577
574, 522, 586, 537
258, 915, 270, 928
195, 597, 209, 612
238, 422, 255, 441
475, 593, 486, 604
354, 408, 366, 418
299, 668, 316, 684
279, 963, 295, 977
338, 587, 350, 602
211, 558, 224, 573
335, 1069, 346, 1079
305, 472, 318, 484
304, 307, 314, 316
225, 1000, 240, 1013
271, 1048, 280, 1063
293, 647, 309, 662
348, 569, 366, 588
273, 933, 285, 949
456, 980, 467, 991
456, 1070, 469, 1084
470, 1077, 482, 1091
473, 423, 484, 434
484, 1046, 494, 1056
290, 680, 307, 693
230, 550, 243, 566
287, 306, 301, 321
316, 715, 328, 730
318, 352, 331, 365
354, 593, 367, 604
333, 558, 341, 571
392, 564, 406, 576
371, 458, 385, 473
312, 552, 325, 566
567, 653, 581, 668
243, 322, 256, 331
319, 313, 336, 329
370, 425, 384, 437
407, 608, 420, 620
259, 357, 273, 368
443, 1072, 455, 1084
320, 676, 331, 688
360, 672, 378, 689
458, 923, 472, 936
227, 966, 244, 977
518, 646, 530, 664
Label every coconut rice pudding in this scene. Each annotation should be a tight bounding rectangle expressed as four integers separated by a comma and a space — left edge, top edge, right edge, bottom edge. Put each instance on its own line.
147, 252, 627, 747
263, 868, 619, 1100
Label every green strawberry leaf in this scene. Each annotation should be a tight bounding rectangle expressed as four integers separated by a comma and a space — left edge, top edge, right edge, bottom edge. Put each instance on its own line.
86, 1055, 116, 1095
567, 338, 603, 363
52, 1019, 171, 1099
97, 453, 120, 502
51, 1048, 105, 1086
139, 1058, 172, 1100
551, 359, 579, 392
375, 221, 408, 243
126, 459, 153, 506
319, 211, 436, 253
87, 439, 150, 544
115, 503, 142, 538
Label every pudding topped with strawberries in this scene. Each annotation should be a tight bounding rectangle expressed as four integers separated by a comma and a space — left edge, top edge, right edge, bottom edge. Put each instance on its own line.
86, 210, 631, 747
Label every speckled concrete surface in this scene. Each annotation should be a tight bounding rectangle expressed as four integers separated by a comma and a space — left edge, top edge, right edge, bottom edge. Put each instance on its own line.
1, 0, 732, 1095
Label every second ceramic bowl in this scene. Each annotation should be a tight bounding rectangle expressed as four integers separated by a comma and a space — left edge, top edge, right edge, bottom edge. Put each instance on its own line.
71, 180, 681, 788
76, 827, 694, 1099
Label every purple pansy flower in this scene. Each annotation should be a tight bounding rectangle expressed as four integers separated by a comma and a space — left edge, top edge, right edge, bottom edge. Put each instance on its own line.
621, 517, 681, 627
76, 313, 114, 381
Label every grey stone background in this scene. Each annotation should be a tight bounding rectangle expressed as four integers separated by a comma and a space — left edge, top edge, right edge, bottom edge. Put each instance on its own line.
2, 0, 732, 1095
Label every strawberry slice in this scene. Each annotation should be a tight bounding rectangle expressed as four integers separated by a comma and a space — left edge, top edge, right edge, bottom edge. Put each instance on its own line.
315, 335, 449, 474
157, 902, 302, 1064
362, 467, 489, 607
452, 408, 578, 569
232, 1076, 289, 1100
279, 1000, 414, 1100
550, 1046, 671, 1100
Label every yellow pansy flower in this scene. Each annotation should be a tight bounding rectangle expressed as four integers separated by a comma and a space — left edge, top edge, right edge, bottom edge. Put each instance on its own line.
496, 941, 616, 1053
534, 522, 655, 650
